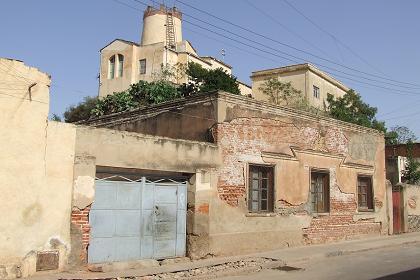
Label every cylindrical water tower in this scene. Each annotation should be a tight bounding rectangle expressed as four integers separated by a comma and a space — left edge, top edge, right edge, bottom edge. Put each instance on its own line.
140, 5, 183, 47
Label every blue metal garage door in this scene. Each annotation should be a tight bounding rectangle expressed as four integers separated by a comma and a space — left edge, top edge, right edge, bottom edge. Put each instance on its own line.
88, 177, 187, 263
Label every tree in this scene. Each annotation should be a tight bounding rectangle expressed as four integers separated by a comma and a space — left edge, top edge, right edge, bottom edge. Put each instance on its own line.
258, 78, 303, 106
402, 141, 420, 185
63, 62, 241, 122
182, 62, 240, 95
327, 90, 386, 132
386, 126, 417, 145
91, 80, 179, 117
64, 96, 98, 123
50, 113, 62, 122
258, 78, 325, 115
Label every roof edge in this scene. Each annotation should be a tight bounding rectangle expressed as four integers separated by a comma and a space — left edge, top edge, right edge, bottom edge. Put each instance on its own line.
251, 63, 350, 92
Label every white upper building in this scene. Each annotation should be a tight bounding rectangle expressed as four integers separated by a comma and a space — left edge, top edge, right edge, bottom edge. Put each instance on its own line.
98, 4, 251, 98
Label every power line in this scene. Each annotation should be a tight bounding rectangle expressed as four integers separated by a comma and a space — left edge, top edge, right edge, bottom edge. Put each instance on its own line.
122, 0, 420, 96
174, 0, 420, 88
179, 17, 420, 96
110, 0, 297, 66
114, 0, 419, 124
383, 110, 420, 121
0, 62, 94, 97
0, 91, 48, 104
152, 1, 420, 91
243, 0, 332, 59
378, 98, 420, 117
282, 0, 390, 78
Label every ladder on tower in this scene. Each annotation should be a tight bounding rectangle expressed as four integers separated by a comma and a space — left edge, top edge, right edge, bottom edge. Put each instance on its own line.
166, 12, 176, 50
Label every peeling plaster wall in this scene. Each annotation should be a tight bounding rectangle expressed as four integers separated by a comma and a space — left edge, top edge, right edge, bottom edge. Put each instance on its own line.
75, 92, 387, 257
74, 126, 220, 173
70, 126, 220, 263
0, 59, 76, 279
206, 95, 387, 255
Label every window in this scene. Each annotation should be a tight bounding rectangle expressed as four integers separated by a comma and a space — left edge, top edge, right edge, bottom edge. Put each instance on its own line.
108, 55, 115, 79
139, 59, 146, 74
310, 170, 330, 213
248, 164, 274, 213
358, 176, 374, 211
313, 85, 320, 99
117, 54, 124, 77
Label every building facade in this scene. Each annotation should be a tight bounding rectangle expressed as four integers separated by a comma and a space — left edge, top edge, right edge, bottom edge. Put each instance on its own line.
251, 63, 349, 109
1, 57, 388, 278
99, 5, 251, 98
0, 58, 219, 278
87, 91, 389, 257
385, 143, 420, 185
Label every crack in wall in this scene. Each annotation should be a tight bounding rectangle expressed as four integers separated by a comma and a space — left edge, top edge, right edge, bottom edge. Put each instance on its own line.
43, 119, 48, 176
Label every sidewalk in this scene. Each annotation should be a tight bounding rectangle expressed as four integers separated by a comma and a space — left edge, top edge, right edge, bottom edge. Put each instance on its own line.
28, 232, 420, 280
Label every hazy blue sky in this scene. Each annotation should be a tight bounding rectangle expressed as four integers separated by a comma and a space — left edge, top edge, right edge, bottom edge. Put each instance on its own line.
1, 1, 419, 136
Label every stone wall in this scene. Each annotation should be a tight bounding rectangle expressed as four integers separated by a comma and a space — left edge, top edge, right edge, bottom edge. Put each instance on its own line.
408, 215, 420, 232
405, 184, 420, 232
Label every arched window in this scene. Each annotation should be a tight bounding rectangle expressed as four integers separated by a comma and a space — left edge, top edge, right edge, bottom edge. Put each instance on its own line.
117, 54, 124, 77
108, 55, 115, 79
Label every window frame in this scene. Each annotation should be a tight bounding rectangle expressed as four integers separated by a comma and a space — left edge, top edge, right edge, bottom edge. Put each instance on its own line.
313, 85, 320, 99
310, 168, 330, 214
108, 55, 115, 79
139, 59, 147, 75
357, 175, 374, 212
117, 54, 124, 77
247, 164, 275, 213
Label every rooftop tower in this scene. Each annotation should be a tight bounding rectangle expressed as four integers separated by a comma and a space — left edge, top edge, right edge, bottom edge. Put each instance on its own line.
140, 4, 183, 48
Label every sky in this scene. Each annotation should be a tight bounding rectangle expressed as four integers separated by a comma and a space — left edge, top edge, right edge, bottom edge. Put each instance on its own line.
1, 0, 420, 136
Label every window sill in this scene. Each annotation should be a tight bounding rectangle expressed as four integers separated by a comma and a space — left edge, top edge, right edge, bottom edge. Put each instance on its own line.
357, 209, 375, 213
312, 212, 330, 217
246, 213, 276, 217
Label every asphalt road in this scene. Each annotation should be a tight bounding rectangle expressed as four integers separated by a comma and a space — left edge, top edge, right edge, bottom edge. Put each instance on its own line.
219, 243, 420, 280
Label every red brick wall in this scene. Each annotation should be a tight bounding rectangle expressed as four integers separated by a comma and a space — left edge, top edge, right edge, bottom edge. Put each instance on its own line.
213, 118, 382, 244
303, 195, 381, 244
71, 205, 91, 262
213, 118, 348, 207
386, 143, 420, 158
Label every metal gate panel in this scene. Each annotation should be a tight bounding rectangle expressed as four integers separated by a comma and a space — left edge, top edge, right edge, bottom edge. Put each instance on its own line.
89, 177, 187, 264
140, 181, 155, 259
89, 180, 143, 263
176, 184, 187, 256
151, 184, 178, 259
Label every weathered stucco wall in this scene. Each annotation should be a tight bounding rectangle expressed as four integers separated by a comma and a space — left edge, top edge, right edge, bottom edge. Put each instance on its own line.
70, 126, 220, 264
83, 93, 218, 142
0, 58, 76, 279
206, 94, 387, 255
78, 91, 388, 258
251, 64, 348, 109
251, 70, 306, 104
74, 126, 219, 172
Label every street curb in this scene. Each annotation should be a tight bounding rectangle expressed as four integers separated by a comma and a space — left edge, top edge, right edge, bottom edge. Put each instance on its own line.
27, 234, 420, 280
283, 239, 420, 266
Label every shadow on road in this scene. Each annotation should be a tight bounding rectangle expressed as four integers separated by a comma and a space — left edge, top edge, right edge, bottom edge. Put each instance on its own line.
373, 267, 420, 280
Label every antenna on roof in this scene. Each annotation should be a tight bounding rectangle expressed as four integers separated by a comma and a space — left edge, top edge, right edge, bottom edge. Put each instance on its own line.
221, 49, 226, 62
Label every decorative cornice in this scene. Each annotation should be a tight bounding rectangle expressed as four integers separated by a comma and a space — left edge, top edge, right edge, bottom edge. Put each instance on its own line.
262, 146, 375, 171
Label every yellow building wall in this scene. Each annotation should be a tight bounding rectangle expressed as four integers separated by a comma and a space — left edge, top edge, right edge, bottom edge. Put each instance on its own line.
0, 58, 76, 279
